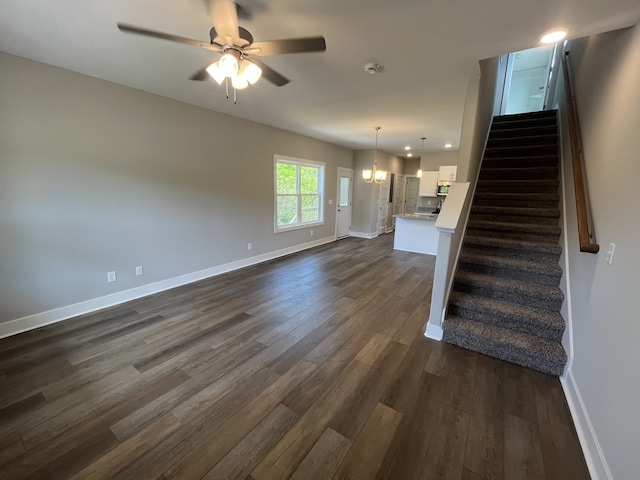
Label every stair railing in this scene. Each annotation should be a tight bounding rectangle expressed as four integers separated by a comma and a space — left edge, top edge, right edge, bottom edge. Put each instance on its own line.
561, 51, 599, 253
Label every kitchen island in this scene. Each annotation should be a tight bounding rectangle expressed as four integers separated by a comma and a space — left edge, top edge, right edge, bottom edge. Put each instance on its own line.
393, 213, 439, 255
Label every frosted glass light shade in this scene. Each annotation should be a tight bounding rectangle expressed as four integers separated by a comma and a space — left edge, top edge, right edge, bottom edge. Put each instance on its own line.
243, 61, 262, 84
232, 74, 249, 90
219, 52, 239, 77
362, 169, 373, 183
206, 62, 225, 84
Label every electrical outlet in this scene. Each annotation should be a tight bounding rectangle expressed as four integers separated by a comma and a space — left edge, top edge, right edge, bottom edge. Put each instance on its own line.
248, 242, 253, 251
310, 230, 314, 236
606, 243, 616, 265
107, 271, 117, 283
328, 199, 333, 205
427, 200, 432, 205
135, 266, 143, 276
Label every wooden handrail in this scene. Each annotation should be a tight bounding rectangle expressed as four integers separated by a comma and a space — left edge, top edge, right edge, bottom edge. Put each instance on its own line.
561, 51, 599, 253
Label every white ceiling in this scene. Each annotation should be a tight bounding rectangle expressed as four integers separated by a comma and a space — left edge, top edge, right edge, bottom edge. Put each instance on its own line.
1, 0, 639, 156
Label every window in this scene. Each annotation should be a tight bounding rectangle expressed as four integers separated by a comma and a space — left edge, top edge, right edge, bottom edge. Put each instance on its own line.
274, 155, 325, 232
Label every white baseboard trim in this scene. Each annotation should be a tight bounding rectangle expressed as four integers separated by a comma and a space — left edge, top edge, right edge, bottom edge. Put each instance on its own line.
561, 370, 612, 480
0, 235, 337, 340
424, 321, 443, 341
350, 231, 378, 239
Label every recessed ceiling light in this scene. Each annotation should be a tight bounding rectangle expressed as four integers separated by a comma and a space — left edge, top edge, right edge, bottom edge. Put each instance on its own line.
444, 143, 452, 148
404, 146, 411, 150
540, 30, 567, 44
407, 153, 413, 157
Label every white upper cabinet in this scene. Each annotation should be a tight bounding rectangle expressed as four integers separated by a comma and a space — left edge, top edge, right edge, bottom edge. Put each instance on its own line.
438, 165, 457, 182
418, 171, 439, 197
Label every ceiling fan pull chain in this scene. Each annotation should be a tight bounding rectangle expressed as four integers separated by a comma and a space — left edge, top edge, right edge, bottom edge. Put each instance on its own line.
234, 88, 237, 104
225, 77, 230, 99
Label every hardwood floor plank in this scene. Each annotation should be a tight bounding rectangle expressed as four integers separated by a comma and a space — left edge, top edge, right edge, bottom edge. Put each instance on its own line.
69, 413, 182, 480
163, 359, 318, 480
0, 435, 25, 468
464, 355, 505, 480
419, 404, 471, 480
251, 359, 372, 480
504, 413, 545, 480
289, 427, 351, 480
334, 402, 402, 480
202, 403, 300, 480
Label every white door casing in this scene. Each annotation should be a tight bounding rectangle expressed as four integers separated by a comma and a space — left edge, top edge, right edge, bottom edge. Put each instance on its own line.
377, 176, 391, 235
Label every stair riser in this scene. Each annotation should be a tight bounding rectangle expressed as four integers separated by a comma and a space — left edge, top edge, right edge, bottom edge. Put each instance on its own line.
479, 168, 558, 180
482, 158, 558, 169
452, 282, 564, 312
461, 244, 561, 263
469, 214, 559, 226
442, 328, 565, 376
467, 221, 561, 236
494, 111, 557, 122
457, 262, 562, 286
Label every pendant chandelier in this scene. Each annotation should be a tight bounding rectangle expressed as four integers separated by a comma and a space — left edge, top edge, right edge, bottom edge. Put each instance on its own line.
362, 127, 388, 184
416, 137, 426, 178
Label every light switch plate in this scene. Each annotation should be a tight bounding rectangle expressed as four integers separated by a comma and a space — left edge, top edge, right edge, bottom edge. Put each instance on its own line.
606, 243, 616, 265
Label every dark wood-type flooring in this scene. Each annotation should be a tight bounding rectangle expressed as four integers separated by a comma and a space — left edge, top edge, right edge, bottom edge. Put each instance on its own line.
0, 234, 590, 479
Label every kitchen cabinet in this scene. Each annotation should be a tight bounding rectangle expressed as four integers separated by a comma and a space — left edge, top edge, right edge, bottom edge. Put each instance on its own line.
438, 165, 457, 182
418, 171, 438, 197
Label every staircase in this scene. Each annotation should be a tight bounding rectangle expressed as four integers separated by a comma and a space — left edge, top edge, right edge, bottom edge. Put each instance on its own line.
443, 110, 567, 376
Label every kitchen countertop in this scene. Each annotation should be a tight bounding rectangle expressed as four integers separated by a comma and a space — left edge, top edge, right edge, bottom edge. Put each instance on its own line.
394, 213, 438, 220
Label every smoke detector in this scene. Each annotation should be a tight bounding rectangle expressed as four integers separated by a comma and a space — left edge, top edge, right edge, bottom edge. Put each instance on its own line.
364, 62, 381, 74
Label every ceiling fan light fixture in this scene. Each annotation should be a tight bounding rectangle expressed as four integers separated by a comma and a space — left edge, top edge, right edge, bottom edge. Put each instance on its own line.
206, 61, 225, 85
219, 51, 240, 77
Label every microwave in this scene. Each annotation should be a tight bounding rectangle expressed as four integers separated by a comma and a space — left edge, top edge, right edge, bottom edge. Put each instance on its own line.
437, 182, 451, 195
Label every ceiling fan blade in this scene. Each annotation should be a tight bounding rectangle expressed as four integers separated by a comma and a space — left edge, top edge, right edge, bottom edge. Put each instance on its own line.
246, 58, 290, 87
117, 23, 221, 52
209, 0, 240, 45
249, 36, 326, 56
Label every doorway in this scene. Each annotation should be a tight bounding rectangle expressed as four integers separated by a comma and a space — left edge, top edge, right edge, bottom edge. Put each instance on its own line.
336, 168, 353, 239
501, 45, 556, 115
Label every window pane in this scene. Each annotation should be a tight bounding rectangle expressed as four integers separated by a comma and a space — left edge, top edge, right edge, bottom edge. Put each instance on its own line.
277, 196, 298, 226
277, 163, 297, 194
301, 195, 319, 222
300, 166, 319, 194
339, 177, 350, 206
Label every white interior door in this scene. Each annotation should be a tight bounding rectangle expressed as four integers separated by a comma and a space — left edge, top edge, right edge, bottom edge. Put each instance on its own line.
336, 168, 353, 239
377, 176, 391, 235
404, 177, 419, 214
391, 174, 405, 230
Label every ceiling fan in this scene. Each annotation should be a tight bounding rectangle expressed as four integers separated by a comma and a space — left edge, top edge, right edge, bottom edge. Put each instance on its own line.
117, 0, 326, 100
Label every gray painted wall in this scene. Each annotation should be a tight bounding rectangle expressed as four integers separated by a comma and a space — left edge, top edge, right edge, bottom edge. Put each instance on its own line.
0, 52, 354, 325
418, 150, 460, 173
555, 26, 640, 479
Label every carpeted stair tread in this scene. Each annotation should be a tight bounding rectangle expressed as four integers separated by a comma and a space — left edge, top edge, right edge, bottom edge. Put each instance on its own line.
448, 291, 565, 340
484, 145, 558, 158
443, 315, 566, 376
479, 167, 558, 180
458, 251, 563, 277
482, 156, 559, 169
475, 179, 559, 194
489, 125, 557, 139
452, 271, 564, 311
473, 192, 560, 208
467, 219, 561, 236
463, 234, 562, 256
470, 205, 560, 218
486, 134, 558, 148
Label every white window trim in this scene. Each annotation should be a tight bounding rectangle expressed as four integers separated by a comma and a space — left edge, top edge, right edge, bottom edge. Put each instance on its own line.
274, 154, 325, 233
